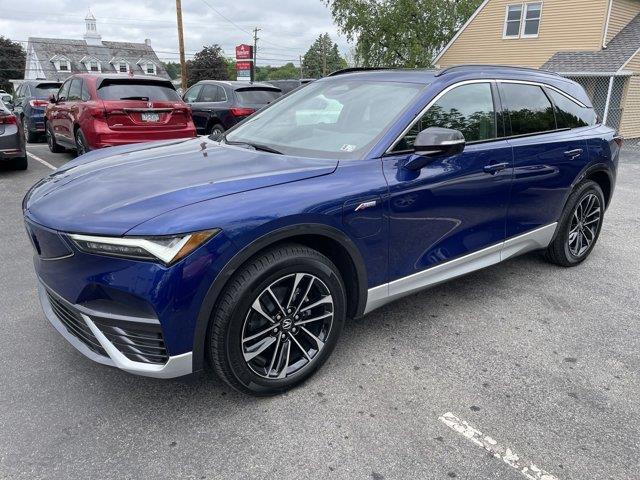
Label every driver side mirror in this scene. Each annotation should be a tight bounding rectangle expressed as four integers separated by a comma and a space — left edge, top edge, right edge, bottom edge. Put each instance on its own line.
404, 127, 465, 170
48, 93, 57, 104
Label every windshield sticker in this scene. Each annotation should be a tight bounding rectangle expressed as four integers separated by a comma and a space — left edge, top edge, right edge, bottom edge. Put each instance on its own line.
340, 144, 356, 152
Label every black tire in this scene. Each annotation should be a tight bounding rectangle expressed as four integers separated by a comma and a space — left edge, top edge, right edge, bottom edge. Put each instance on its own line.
11, 156, 28, 170
545, 180, 605, 267
75, 128, 90, 156
208, 243, 346, 396
208, 123, 225, 140
22, 117, 38, 143
46, 122, 64, 153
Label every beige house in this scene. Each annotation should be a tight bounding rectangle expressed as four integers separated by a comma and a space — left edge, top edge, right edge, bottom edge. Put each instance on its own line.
434, 0, 640, 137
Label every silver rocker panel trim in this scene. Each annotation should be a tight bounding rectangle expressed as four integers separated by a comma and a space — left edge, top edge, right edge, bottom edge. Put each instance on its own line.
38, 282, 193, 379
364, 223, 557, 314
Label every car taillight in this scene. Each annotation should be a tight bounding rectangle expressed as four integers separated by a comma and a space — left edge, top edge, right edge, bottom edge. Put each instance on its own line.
230, 107, 255, 117
0, 114, 17, 124
29, 99, 49, 108
88, 107, 107, 118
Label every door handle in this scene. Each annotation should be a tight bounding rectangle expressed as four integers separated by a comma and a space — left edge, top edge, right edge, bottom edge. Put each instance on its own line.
564, 149, 583, 159
483, 162, 510, 174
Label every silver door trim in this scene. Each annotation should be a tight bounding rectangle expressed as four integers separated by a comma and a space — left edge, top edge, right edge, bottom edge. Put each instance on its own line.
364, 223, 557, 314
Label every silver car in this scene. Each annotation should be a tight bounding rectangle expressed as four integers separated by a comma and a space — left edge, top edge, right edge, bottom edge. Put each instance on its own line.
0, 98, 27, 170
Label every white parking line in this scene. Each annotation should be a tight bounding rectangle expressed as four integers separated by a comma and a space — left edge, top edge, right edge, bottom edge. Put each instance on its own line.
439, 412, 559, 480
26, 152, 56, 170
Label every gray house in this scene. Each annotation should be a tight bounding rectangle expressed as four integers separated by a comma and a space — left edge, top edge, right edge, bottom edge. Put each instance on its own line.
23, 11, 169, 82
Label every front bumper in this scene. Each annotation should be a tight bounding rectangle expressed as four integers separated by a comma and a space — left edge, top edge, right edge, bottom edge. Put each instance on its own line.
38, 282, 193, 378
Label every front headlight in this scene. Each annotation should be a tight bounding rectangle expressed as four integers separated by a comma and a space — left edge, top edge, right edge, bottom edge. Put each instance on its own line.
69, 229, 220, 265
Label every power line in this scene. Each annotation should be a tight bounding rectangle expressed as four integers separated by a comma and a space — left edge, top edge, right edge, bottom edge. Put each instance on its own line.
199, 0, 253, 36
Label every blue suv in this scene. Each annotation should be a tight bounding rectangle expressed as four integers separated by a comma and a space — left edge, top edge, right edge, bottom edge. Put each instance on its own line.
23, 66, 619, 395
12, 81, 61, 143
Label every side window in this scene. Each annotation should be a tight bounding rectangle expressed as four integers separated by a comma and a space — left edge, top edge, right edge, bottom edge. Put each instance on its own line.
547, 89, 596, 129
215, 85, 227, 102
58, 80, 71, 102
183, 84, 202, 103
67, 79, 82, 101
81, 81, 91, 101
200, 84, 222, 102
393, 82, 496, 151
501, 83, 556, 135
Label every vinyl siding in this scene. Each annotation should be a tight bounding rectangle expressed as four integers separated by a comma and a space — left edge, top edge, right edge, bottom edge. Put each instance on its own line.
620, 53, 640, 138
606, 0, 640, 43
437, 0, 609, 68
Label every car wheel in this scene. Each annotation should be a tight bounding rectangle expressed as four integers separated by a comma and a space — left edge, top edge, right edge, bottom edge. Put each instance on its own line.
209, 123, 225, 140
75, 129, 90, 156
545, 180, 605, 267
12, 156, 28, 170
22, 117, 38, 143
208, 243, 346, 396
46, 122, 64, 153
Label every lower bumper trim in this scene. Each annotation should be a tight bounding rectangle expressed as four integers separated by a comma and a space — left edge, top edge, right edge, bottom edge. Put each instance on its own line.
38, 282, 193, 379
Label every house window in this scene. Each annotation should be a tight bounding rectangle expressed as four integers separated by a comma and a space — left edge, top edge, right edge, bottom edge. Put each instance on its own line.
118, 62, 128, 73
145, 63, 156, 75
58, 62, 70, 71
88, 61, 99, 72
503, 2, 542, 39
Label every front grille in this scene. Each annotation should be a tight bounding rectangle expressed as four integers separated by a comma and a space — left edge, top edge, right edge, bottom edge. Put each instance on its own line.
46, 291, 107, 357
93, 320, 169, 365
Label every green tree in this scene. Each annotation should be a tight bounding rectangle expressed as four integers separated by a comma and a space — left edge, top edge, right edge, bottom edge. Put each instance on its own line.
185, 45, 229, 86
0, 37, 25, 93
162, 61, 180, 80
323, 0, 483, 68
302, 33, 347, 78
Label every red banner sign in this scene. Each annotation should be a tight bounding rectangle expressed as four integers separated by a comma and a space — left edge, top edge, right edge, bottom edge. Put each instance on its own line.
235, 44, 253, 60
236, 61, 252, 70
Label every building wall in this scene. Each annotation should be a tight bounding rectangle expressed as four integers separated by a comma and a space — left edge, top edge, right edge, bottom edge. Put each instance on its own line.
606, 0, 640, 43
437, 0, 609, 68
620, 53, 640, 138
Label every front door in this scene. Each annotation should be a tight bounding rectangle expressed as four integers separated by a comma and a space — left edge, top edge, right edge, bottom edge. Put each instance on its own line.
383, 81, 513, 283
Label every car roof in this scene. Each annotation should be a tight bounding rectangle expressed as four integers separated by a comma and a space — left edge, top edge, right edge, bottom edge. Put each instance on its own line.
21, 80, 62, 86
324, 66, 592, 107
196, 80, 280, 91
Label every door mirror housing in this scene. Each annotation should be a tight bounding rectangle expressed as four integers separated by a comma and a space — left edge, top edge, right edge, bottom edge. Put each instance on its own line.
48, 93, 57, 104
404, 127, 466, 170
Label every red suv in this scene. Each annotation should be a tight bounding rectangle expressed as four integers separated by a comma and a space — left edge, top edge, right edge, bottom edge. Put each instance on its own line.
45, 74, 196, 155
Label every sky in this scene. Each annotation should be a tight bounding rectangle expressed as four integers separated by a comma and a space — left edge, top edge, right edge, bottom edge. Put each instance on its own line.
0, 0, 352, 66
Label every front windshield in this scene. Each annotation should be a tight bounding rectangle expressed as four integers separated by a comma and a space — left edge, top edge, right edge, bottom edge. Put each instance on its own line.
225, 79, 424, 159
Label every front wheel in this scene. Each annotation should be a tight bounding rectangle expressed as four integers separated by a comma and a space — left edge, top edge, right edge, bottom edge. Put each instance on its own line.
545, 180, 605, 267
208, 244, 346, 396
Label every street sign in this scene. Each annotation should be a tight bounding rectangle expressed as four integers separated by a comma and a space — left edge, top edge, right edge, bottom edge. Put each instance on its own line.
235, 44, 253, 60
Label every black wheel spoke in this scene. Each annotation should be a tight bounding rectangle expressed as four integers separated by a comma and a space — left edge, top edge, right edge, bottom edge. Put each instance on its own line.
567, 193, 601, 258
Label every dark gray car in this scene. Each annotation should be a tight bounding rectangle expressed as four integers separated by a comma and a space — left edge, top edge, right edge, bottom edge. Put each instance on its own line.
0, 99, 27, 170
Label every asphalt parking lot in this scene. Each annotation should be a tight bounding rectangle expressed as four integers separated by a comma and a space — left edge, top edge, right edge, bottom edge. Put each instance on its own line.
1, 143, 639, 480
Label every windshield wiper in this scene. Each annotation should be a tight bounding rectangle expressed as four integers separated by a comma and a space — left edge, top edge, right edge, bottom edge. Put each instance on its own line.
224, 139, 283, 155
120, 96, 150, 101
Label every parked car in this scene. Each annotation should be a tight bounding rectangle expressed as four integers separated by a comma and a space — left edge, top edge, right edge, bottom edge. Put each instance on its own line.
45, 74, 196, 155
24, 66, 619, 395
12, 80, 62, 143
183, 80, 281, 137
266, 79, 314, 95
0, 98, 27, 170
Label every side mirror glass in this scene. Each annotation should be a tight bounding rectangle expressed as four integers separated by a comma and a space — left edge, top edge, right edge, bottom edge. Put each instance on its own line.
404, 127, 465, 170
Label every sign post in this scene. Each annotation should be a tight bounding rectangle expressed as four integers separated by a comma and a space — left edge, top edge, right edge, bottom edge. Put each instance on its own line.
235, 44, 253, 83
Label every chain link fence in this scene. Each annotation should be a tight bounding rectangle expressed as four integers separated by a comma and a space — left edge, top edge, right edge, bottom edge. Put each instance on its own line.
560, 73, 640, 155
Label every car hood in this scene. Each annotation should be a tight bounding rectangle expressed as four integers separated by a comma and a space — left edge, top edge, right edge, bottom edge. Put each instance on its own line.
24, 137, 338, 235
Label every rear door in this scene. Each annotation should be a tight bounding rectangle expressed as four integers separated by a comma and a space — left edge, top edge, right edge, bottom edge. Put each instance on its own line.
63, 79, 83, 142
50, 80, 72, 142
499, 81, 590, 239
193, 83, 228, 133
97, 79, 190, 132
183, 84, 205, 132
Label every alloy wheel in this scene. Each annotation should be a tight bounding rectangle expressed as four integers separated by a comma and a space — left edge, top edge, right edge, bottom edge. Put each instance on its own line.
210, 127, 223, 139
22, 118, 29, 143
241, 273, 334, 379
46, 127, 54, 150
567, 193, 601, 257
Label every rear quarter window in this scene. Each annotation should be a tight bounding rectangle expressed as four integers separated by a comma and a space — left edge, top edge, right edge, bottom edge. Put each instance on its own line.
235, 88, 281, 105
97, 81, 181, 101
547, 89, 597, 129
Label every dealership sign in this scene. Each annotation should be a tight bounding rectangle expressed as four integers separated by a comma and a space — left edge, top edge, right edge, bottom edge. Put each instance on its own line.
235, 44, 253, 60
236, 45, 253, 82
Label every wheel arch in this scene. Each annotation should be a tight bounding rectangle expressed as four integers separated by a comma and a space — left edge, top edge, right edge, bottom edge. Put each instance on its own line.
191, 224, 369, 372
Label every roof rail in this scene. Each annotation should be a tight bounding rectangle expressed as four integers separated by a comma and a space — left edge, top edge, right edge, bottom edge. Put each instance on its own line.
327, 67, 392, 77
435, 64, 563, 78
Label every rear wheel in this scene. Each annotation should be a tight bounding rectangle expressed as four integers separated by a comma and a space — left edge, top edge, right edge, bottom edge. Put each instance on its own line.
46, 122, 64, 153
208, 244, 346, 396
22, 117, 38, 143
74, 128, 90, 156
545, 180, 605, 267
208, 123, 225, 140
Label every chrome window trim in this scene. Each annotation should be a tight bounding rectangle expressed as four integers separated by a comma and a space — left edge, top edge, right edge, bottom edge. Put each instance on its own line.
385, 77, 589, 154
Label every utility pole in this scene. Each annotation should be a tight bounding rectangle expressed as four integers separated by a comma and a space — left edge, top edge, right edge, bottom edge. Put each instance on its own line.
299, 55, 303, 79
252, 27, 260, 83
175, 0, 187, 91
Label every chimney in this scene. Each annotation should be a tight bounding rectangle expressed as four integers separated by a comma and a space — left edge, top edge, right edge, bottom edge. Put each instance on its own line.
145, 38, 151, 47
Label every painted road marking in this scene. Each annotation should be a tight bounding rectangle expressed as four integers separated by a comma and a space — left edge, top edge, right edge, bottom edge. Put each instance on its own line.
439, 412, 559, 480
27, 152, 57, 170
